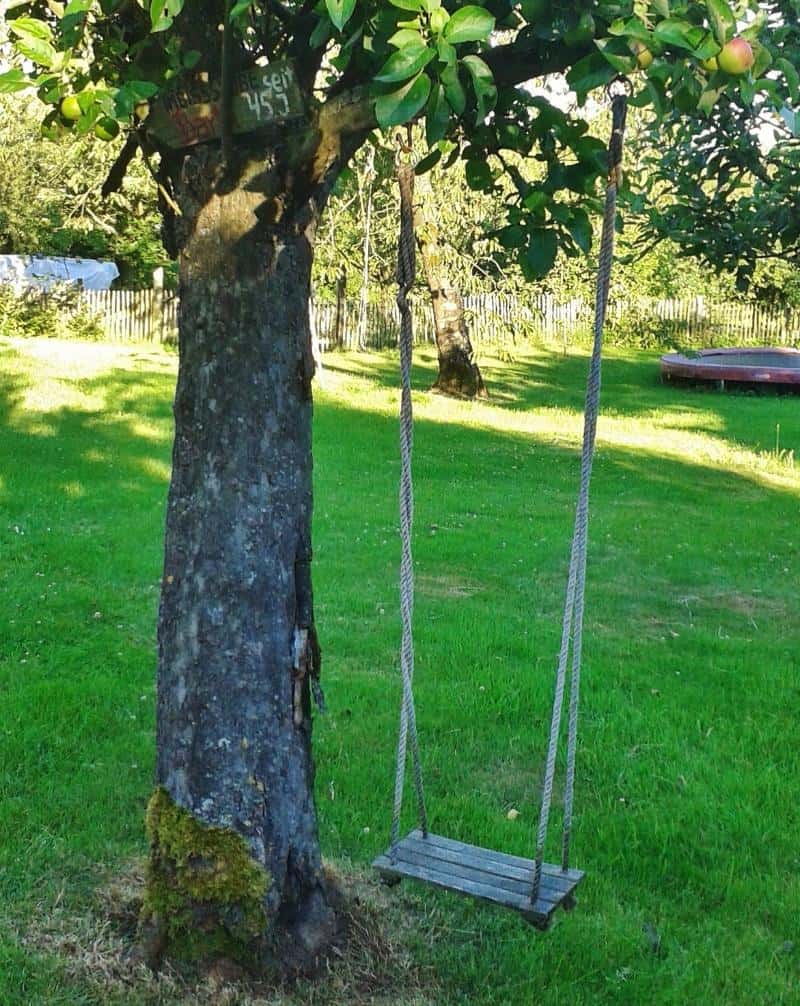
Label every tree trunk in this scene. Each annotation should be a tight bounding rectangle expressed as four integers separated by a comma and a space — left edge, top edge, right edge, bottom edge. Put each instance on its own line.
356, 143, 375, 350
415, 178, 487, 400
142, 146, 333, 972
333, 266, 346, 349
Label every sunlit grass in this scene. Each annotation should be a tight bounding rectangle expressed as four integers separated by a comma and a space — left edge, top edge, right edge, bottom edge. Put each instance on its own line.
1, 336, 799, 1005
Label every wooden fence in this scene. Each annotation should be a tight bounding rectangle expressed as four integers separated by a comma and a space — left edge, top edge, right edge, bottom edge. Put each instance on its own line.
78, 288, 800, 351
80, 289, 179, 344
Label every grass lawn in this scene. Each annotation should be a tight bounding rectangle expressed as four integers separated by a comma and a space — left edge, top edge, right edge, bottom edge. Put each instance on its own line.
1, 335, 798, 1005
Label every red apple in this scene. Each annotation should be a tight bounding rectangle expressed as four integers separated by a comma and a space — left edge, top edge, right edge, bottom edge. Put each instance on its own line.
717, 37, 754, 75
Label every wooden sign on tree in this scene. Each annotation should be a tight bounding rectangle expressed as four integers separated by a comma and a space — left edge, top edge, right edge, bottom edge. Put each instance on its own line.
146, 60, 304, 149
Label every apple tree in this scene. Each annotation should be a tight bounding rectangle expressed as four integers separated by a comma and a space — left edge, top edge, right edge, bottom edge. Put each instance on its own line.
2, 0, 795, 972
628, 1, 800, 296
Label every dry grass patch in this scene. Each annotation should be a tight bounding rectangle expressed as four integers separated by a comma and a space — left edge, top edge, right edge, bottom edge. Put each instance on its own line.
20, 861, 439, 1006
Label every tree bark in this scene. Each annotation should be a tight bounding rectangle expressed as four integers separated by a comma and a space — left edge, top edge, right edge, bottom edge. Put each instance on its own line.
143, 143, 334, 971
415, 178, 488, 400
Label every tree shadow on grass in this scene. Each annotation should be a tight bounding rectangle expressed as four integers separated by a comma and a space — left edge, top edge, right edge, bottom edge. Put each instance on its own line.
1, 339, 799, 1006
0, 344, 177, 919
321, 344, 800, 461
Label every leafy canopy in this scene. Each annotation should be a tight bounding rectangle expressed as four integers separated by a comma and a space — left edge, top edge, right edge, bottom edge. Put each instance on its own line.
2, 0, 797, 280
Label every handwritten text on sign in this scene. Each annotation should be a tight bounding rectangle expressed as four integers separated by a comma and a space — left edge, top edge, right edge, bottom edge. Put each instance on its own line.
147, 61, 304, 150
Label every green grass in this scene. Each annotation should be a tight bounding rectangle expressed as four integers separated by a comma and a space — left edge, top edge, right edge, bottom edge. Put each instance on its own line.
1, 335, 799, 1005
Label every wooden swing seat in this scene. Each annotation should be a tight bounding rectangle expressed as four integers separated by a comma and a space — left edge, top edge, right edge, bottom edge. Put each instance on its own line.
372, 830, 584, 931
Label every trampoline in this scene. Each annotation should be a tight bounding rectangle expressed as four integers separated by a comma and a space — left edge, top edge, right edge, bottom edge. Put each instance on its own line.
661, 347, 800, 390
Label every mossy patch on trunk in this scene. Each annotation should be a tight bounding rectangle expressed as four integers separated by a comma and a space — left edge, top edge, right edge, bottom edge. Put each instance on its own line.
140, 787, 270, 967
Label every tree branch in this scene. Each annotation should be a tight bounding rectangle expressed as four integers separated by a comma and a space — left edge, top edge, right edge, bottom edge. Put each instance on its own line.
483, 38, 592, 89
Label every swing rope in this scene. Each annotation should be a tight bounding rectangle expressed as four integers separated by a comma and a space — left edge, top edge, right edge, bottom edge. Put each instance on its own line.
386, 85, 629, 909
531, 83, 629, 901
390, 147, 428, 853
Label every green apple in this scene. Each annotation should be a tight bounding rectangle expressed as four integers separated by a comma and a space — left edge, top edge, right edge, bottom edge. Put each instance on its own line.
60, 95, 82, 121
630, 41, 654, 70
94, 116, 120, 141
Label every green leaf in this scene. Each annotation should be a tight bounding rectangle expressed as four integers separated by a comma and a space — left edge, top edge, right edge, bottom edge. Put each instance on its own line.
230, 0, 254, 20
462, 54, 496, 122
388, 28, 425, 48
12, 36, 57, 68
326, 0, 356, 31
115, 79, 159, 116
149, 0, 182, 31
388, 0, 425, 10
443, 5, 494, 45
738, 76, 755, 106
566, 51, 615, 103
310, 17, 332, 47
375, 42, 434, 83
8, 17, 52, 42
415, 147, 442, 174
691, 32, 720, 61
465, 158, 493, 189
375, 71, 431, 127
653, 19, 705, 51
704, 0, 735, 47
425, 82, 450, 144
567, 208, 592, 254
150, 0, 167, 28
497, 225, 525, 249
595, 38, 637, 74
776, 58, 800, 105
0, 68, 31, 94
437, 38, 456, 65
751, 41, 772, 79
607, 17, 652, 45
523, 229, 558, 280
697, 84, 723, 115
430, 7, 449, 34
523, 190, 548, 212
441, 62, 465, 114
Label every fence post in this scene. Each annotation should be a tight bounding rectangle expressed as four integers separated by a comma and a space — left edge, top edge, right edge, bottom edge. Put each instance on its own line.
152, 267, 165, 343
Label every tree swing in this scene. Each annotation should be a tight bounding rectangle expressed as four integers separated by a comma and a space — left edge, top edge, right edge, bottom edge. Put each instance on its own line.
373, 83, 629, 931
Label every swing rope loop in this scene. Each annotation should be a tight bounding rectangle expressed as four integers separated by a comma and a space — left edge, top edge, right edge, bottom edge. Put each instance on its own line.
390, 147, 429, 854
531, 85, 629, 902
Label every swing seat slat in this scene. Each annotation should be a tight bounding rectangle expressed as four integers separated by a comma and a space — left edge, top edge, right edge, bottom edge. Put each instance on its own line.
373, 830, 583, 930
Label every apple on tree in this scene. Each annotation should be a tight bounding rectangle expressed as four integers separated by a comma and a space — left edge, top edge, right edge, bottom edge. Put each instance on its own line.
629, 40, 654, 70
717, 37, 754, 75
59, 95, 81, 121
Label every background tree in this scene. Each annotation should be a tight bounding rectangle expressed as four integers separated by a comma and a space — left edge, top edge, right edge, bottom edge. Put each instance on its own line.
627, 3, 800, 300
3, 0, 795, 974
0, 95, 168, 286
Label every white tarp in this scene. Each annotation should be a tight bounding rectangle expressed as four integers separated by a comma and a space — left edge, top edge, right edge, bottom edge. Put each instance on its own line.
0, 255, 119, 291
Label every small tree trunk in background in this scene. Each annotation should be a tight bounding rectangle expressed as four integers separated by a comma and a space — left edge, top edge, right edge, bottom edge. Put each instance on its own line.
142, 146, 333, 972
333, 266, 346, 348
356, 143, 375, 350
414, 176, 488, 399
